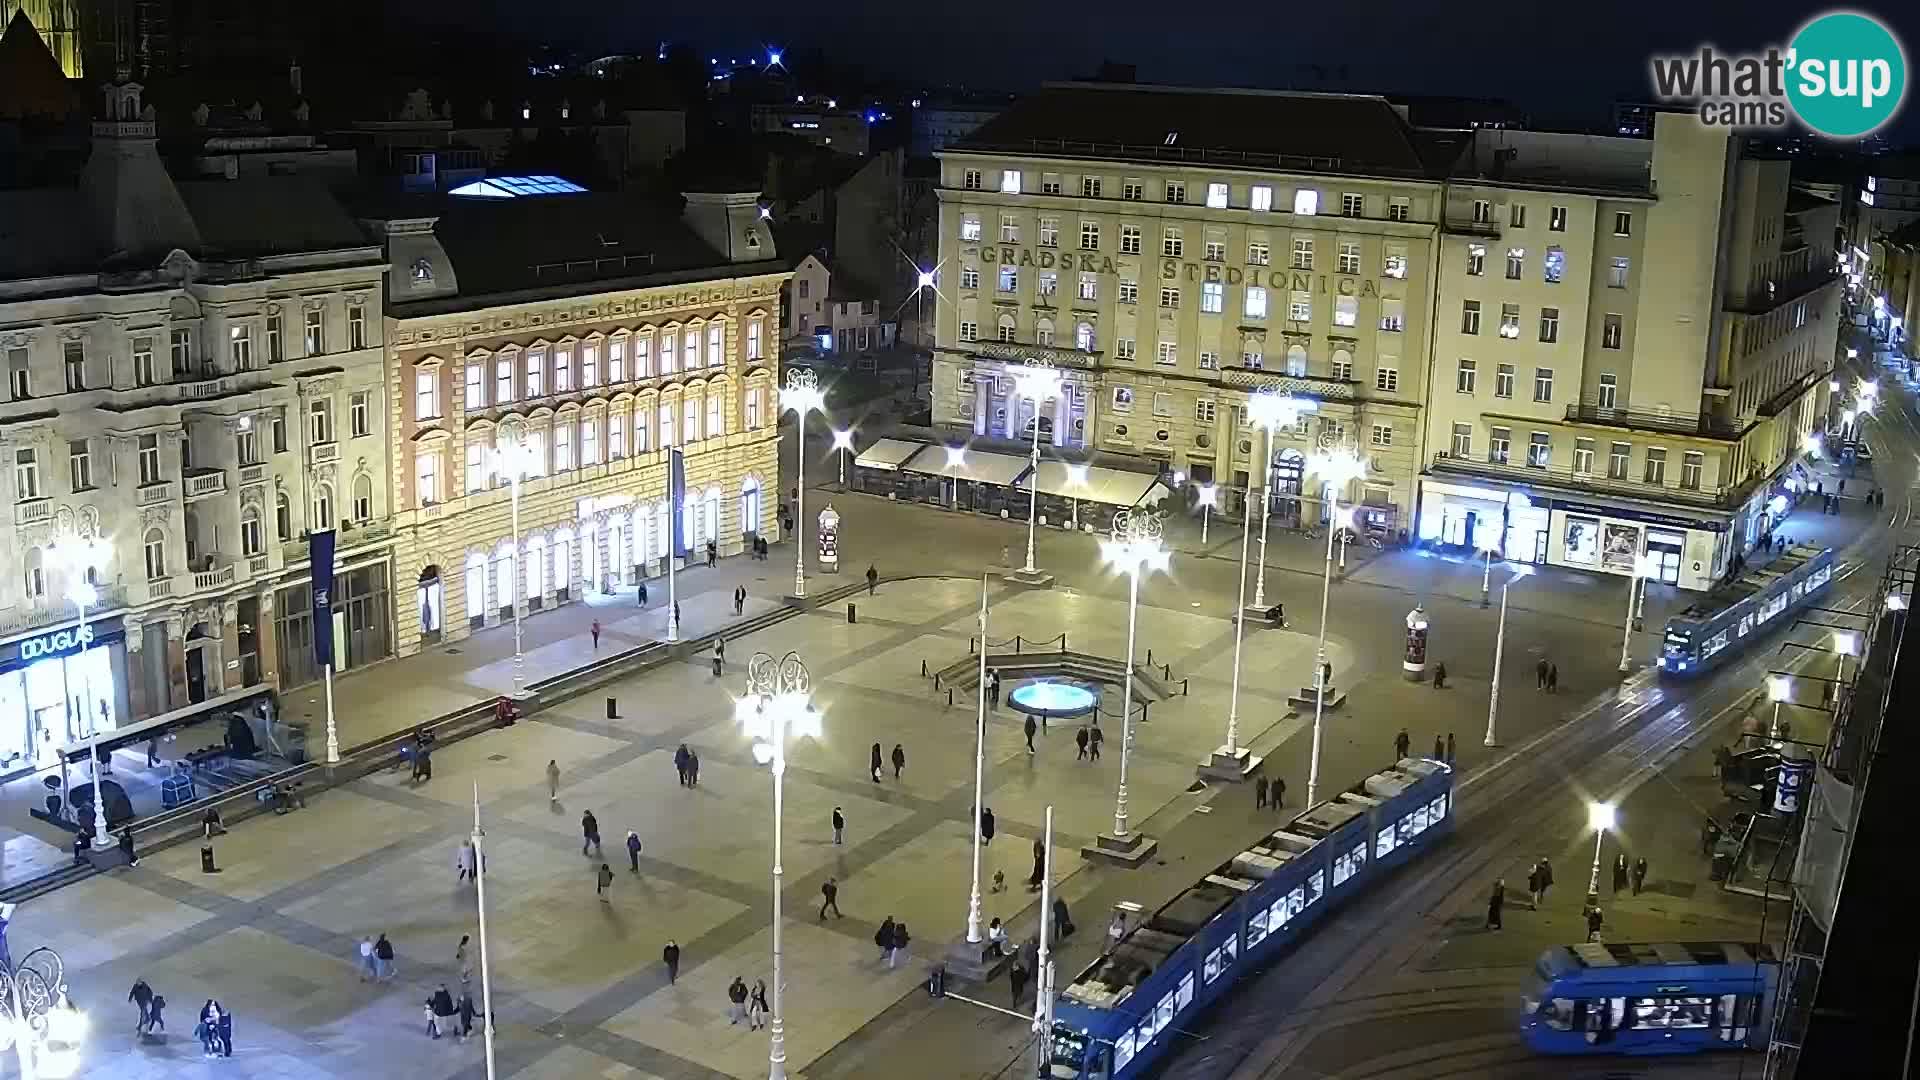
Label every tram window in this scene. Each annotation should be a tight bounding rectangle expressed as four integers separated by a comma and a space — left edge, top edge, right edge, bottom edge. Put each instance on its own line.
1351, 841, 1368, 872
1306, 870, 1325, 906
1203, 947, 1223, 984
1113, 1030, 1135, 1071
1269, 896, 1288, 931
1333, 851, 1354, 886
1411, 805, 1429, 834
1631, 995, 1713, 1029
1051, 1028, 1090, 1070
1584, 998, 1625, 1033
1156, 993, 1176, 1033
1221, 931, 1238, 964
1429, 796, 1447, 822
1545, 998, 1576, 1030
1376, 827, 1397, 858
1397, 816, 1414, 843
1176, 972, 1195, 1012
1247, 908, 1269, 945
1137, 1017, 1155, 1049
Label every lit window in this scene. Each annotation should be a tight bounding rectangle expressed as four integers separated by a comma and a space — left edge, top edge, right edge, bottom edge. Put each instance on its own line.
1000, 169, 1021, 194
1609, 257, 1630, 288
1250, 185, 1272, 212
960, 216, 981, 242
1201, 282, 1224, 313
1334, 296, 1358, 327
1244, 286, 1268, 319
1338, 243, 1360, 275
415, 369, 440, 420
1293, 189, 1319, 215
1205, 182, 1229, 209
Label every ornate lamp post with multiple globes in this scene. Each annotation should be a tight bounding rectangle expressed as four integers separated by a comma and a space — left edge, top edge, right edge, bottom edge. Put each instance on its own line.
1011, 360, 1063, 580
0, 944, 87, 1080
1098, 510, 1169, 858
782, 370, 826, 600
1305, 444, 1368, 806
46, 534, 115, 849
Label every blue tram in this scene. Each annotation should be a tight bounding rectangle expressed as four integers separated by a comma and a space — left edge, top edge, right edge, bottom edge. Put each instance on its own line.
1658, 545, 1834, 677
1520, 941, 1777, 1055
1046, 758, 1454, 1080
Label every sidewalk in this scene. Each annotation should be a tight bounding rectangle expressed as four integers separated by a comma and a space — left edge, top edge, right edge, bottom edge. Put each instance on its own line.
0, 548, 797, 890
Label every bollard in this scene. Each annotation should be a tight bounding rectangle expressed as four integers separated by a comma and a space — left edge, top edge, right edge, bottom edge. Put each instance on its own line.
1163, 664, 1172, 680
935, 674, 943, 690
1147, 648, 1154, 666
1181, 678, 1189, 696
607, 696, 618, 719
848, 603, 857, 624
201, 844, 218, 874
947, 688, 954, 707
921, 659, 929, 677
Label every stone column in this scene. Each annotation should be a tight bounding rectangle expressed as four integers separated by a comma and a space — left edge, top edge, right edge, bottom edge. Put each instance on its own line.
1052, 391, 1069, 448
164, 614, 188, 709
257, 590, 281, 691
217, 601, 241, 696
123, 618, 156, 722
972, 374, 988, 436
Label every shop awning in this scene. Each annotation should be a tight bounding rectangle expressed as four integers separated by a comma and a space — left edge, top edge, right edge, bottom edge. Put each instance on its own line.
61, 684, 275, 765
852, 438, 927, 472
900, 446, 1032, 487
1020, 461, 1174, 509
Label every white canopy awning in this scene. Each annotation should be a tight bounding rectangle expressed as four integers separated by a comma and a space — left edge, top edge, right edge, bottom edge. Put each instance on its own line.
853, 438, 927, 472
900, 446, 1032, 487
1020, 461, 1173, 509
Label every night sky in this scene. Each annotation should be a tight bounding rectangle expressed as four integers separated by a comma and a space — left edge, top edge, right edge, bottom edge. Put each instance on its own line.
439, 0, 1920, 142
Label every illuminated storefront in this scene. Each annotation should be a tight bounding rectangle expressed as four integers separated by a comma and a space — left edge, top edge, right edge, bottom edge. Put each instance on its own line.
0, 623, 129, 776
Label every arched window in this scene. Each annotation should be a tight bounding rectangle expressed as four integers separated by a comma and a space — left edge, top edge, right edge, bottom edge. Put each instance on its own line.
741, 477, 762, 535
464, 552, 488, 626
312, 483, 334, 530
22, 548, 45, 602
997, 313, 1017, 343
143, 528, 167, 580
1035, 317, 1055, 346
1286, 344, 1309, 377
241, 507, 264, 556
1075, 321, 1096, 352
275, 491, 293, 539
353, 473, 374, 521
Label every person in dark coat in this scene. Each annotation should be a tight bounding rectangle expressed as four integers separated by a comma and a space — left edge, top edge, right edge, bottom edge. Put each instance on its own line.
1547, 664, 1559, 693
1538, 858, 1555, 903
1027, 845, 1045, 892
889, 922, 911, 968
1631, 857, 1648, 895
427, 984, 456, 1038
1394, 728, 1411, 761
1075, 728, 1090, 760
870, 742, 884, 783
1023, 715, 1038, 754
119, 826, 137, 866
820, 876, 842, 919
147, 992, 166, 1034
663, 940, 681, 984
726, 976, 749, 1024
596, 862, 615, 901
1053, 897, 1074, 939
1612, 853, 1629, 893
626, 830, 643, 872
1272, 776, 1286, 808
1486, 879, 1505, 930
1445, 733, 1456, 765
457, 989, 477, 1039
1536, 658, 1549, 690
1008, 955, 1030, 1005
674, 744, 691, 787
979, 807, 996, 845
1088, 725, 1103, 761
581, 810, 602, 857
875, 916, 898, 965
1526, 862, 1543, 907
891, 743, 906, 779
1255, 775, 1270, 808
1585, 904, 1604, 942
215, 1004, 233, 1057
687, 750, 701, 787
866, 564, 878, 595
832, 806, 846, 845
129, 977, 154, 1034
1433, 734, 1445, 760
1433, 663, 1448, 688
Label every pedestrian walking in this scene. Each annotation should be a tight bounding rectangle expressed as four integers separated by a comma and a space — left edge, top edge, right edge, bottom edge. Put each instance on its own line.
706, 540, 718, 569
1008, 955, 1030, 1004
582, 809, 603, 857
870, 741, 884, 783
1433, 734, 1444, 760
591, 619, 602, 649
626, 830, 643, 872
875, 916, 898, 965
1272, 775, 1286, 807
890, 922, 911, 968
1536, 658, 1549, 690
426, 984, 456, 1039
146, 735, 161, 767
595, 862, 614, 901
1076, 727, 1089, 760
726, 976, 749, 1024
129, 977, 154, 1035
673, 601, 681, 628
638, 580, 649, 607
374, 933, 396, 981
675, 743, 691, 786
991, 869, 1007, 893
1394, 728, 1410, 761
1255, 775, 1270, 808
1486, 879, 1505, 930
713, 638, 725, 677
1027, 839, 1045, 892
1631, 856, 1648, 896
820, 876, 842, 919
547, 759, 561, 802
456, 839, 477, 883
891, 743, 906, 779
1053, 897, 1075, 939
1088, 724, 1103, 761
1537, 857, 1554, 902
456, 935, 473, 988
749, 980, 769, 1030
1527, 861, 1544, 908
1024, 714, 1037, 755
832, 806, 846, 845
1548, 664, 1559, 693
688, 750, 701, 787
456, 989, 477, 1040
663, 940, 681, 984
866, 564, 878, 595
1585, 904, 1604, 942
1433, 662, 1448, 688
1612, 852, 1629, 893
358, 936, 376, 981
1445, 733, 1456, 765
147, 993, 166, 1035
980, 806, 996, 845
988, 670, 1001, 708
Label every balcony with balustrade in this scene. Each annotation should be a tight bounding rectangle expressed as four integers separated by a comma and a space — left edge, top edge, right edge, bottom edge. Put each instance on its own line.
1562, 402, 1750, 442
1428, 450, 1761, 512
183, 468, 228, 501
0, 584, 129, 638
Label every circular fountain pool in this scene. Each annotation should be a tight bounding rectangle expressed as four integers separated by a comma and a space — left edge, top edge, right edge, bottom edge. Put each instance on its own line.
1007, 681, 1100, 720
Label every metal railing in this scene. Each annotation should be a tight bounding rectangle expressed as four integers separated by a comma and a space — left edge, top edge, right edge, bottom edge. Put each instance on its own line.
1564, 402, 1745, 439
1428, 451, 1745, 508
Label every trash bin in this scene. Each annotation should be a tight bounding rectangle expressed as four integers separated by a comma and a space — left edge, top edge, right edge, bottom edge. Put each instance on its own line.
285, 723, 309, 765
200, 845, 217, 874
1710, 850, 1733, 882
848, 603, 857, 624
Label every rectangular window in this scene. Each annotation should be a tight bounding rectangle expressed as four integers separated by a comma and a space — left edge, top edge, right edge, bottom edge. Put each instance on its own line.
1573, 438, 1595, 475
138, 434, 161, 484
1080, 221, 1100, 250
169, 329, 192, 375
415, 370, 439, 420
348, 304, 367, 350
13, 449, 39, 500
465, 362, 486, 408
961, 266, 980, 290
1375, 365, 1399, 392
466, 443, 488, 493
1540, 307, 1560, 343
1495, 363, 1515, 398
1602, 314, 1623, 350
309, 399, 333, 443
1613, 211, 1632, 236
1204, 240, 1225, 262
1163, 228, 1183, 258
1078, 274, 1098, 301
1111, 387, 1133, 412
745, 321, 762, 362
584, 418, 602, 464
1040, 173, 1061, 195
1291, 238, 1313, 270
67, 439, 90, 491
1206, 182, 1229, 208
1248, 241, 1270, 266
1250, 185, 1273, 212
1081, 176, 1102, 198
998, 320, 1016, 343
1549, 205, 1568, 232
1456, 358, 1477, 394
1293, 189, 1319, 215
351, 390, 371, 437
1118, 279, 1138, 305
1534, 367, 1554, 402
1644, 447, 1667, 485
634, 336, 652, 377
1198, 350, 1219, 370
1201, 282, 1224, 314
1472, 199, 1492, 223
60, 341, 85, 391
1608, 441, 1630, 480
1544, 246, 1565, 284
1370, 423, 1392, 446
683, 332, 698, 373
999, 169, 1021, 194
1152, 392, 1173, 418
1196, 399, 1216, 424
1285, 351, 1307, 376
227, 326, 252, 371
1338, 242, 1361, 274
1156, 341, 1177, 366
1289, 291, 1312, 322
1506, 248, 1524, 279
1123, 179, 1143, 201
1451, 423, 1472, 457
1499, 303, 1521, 339
635, 408, 650, 451
304, 309, 324, 354
609, 412, 625, 458
1242, 350, 1263, 369
415, 449, 440, 504
496, 357, 516, 402
1609, 257, 1630, 288
1489, 426, 1511, 464
1380, 299, 1405, 332
1461, 300, 1481, 335
1119, 225, 1142, 255
552, 423, 575, 471
959, 321, 978, 342
1510, 202, 1527, 228
582, 342, 599, 387
1466, 244, 1485, 276
1038, 272, 1058, 297
1160, 287, 1180, 309
1244, 286, 1268, 319
744, 386, 762, 430
1115, 338, 1136, 361
1038, 216, 1058, 247
962, 169, 981, 191
960, 215, 982, 242
1341, 192, 1364, 217
1528, 432, 1550, 468
133, 337, 157, 386
266, 315, 283, 363
998, 266, 1018, 293
1681, 451, 1704, 490
1331, 354, 1353, 380
272, 408, 287, 453
527, 349, 546, 396
1388, 197, 1410, 222
1165, 180, 1186, 204
1598, 372, 1618, 409
684, 397, 700, 442
1334, 295, 1358, 327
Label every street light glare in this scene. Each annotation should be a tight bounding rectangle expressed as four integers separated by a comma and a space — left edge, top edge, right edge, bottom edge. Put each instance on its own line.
1196, 483, 1217, 507
944, 445, 968, 468
1511, 564, 1535, 579
1888, 592, 1908, 611
783, 385, 825, 415
1767, 675, 1792, 702
1332, 504, 1357, 531
830, 428, 855, 451
1588, 802, 1617, 831
1012, 362, 1063, 403
1246, 390, 1314, 431
916, 269, 936, 289
1832, 631, 1859, 656
1065, 463, 1090, 486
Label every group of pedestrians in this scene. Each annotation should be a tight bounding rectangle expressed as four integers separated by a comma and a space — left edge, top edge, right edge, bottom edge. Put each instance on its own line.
129, 977, 238, 1059
422, 982, 480, 1041
1073, 725, 1104, 761
1611, 852, 1650, 896
128, 977, 167, 1039
871, 741, 906, 782
1253, 774, 1288, 809
725, 976, 770, 1029
358, 934, 397, 981
1392, 728, 1457, 765
874, 916, 913, 969
674, 744, 703, 787
1534, 658, 1560, 693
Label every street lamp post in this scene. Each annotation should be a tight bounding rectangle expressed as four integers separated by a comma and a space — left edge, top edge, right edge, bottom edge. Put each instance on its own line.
1100, 511, 1169, 843
782, 370, 825, 599
1484, 566, 1534, 748
1585, 801, 1617, 905
1306, 446, 1368, 806
1767, 675, 1791, 741
1030, 804, 1057, 1078
1832, 631, 1859, 688
965, 573, 988, 943
1220, 478, 1256, 764
1196, 484, 1216, 547
1618, 554, 1658, 673
470, 785, 498, 1080
493, 424, 538, 691
737, 651, 821, 1080
1245, 390, 1316, 609
48, 535, 113, 850
1479, 537, 1497, 608
830, 428, 855, 488
1012, 361, 1063, 577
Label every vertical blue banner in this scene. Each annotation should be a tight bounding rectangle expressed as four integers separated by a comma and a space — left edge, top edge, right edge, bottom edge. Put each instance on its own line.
309, 528, 336, 668
670, 448, 688, 559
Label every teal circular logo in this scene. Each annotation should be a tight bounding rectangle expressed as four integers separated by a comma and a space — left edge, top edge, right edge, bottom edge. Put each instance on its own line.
1787, 11, 1907, 138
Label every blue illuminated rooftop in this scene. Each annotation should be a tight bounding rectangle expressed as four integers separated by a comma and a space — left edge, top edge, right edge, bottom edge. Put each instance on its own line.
449, 175, 588, 199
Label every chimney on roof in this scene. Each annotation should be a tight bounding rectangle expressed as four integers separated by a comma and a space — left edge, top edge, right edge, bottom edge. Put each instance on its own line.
682, 190, 777, 264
